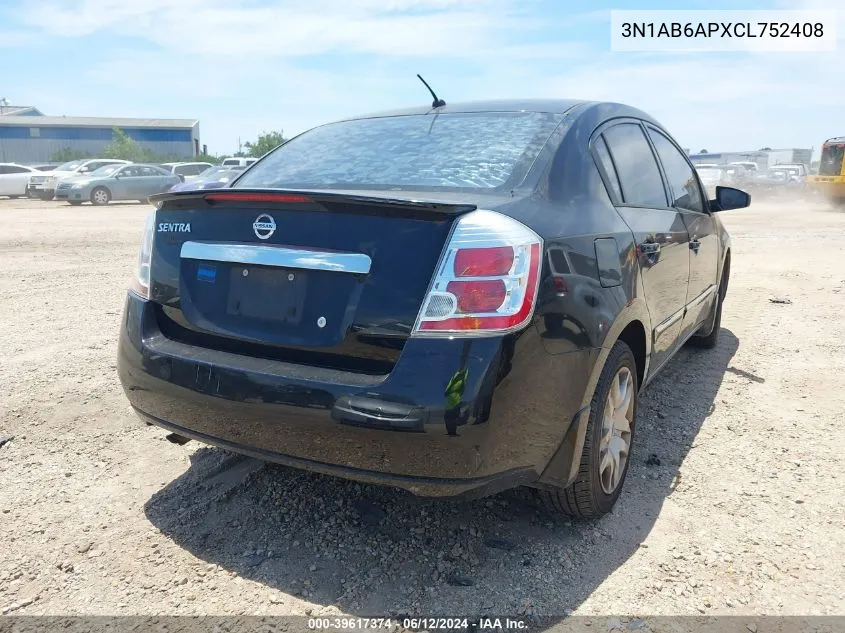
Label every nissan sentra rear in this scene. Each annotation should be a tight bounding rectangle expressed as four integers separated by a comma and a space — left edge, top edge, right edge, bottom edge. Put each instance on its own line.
117, 102, 607, 502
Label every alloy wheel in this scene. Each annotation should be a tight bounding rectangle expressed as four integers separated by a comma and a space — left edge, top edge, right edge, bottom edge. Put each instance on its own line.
598, 366, 634, 494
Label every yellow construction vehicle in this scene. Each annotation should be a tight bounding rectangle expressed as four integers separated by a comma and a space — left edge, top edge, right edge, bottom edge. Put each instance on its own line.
807, 137, 845, 206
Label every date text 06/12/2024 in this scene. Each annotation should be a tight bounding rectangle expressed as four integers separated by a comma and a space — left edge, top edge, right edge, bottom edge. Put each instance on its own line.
307, 617, 529, 630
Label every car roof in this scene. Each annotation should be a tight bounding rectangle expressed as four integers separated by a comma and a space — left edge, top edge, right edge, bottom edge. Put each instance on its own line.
343, 99, 589, 122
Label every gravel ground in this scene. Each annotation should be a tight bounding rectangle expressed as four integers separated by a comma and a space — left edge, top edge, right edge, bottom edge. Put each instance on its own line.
1, 198, 844, 619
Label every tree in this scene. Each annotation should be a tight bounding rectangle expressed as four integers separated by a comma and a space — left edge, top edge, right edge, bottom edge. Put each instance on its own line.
102, 127, 157, 162
243, 130, 286, 158
50, 148, 90, 162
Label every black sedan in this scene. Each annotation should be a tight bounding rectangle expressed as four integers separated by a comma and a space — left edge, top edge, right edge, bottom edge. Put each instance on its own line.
117, 99, 748, 518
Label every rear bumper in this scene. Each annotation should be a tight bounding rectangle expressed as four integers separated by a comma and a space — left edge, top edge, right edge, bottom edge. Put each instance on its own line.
117, 293, 597, 497
806, 176, 845, 199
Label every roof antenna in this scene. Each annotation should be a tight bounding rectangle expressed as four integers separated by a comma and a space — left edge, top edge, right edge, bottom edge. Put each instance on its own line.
417, 74, 446, 109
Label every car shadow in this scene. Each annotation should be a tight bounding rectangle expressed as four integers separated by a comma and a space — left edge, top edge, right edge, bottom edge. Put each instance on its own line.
144, 329, 740, 622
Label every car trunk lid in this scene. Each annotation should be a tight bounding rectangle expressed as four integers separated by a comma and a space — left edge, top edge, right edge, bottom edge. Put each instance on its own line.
147, 189, 476, 373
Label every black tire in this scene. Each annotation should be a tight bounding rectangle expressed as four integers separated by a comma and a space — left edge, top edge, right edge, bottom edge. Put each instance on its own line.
8, 195, 20, 199
539, 340, 638, 519
90, 187, 111, 206
68, 201, 83, 206
688, 262, 730, 349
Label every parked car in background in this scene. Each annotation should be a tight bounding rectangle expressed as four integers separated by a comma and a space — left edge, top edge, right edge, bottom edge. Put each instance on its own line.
695, 164, 730, 197
119, 99, 748, 519
28, 159, 131, 200
749, 167, 805, 199
0, 163, 44, 198
27, 163, 58, 172
56, 163, 180, 206
728, 161, 760, 174
158, 162, 214, 180
220, 157, 258, 168
167, 166, 245, 192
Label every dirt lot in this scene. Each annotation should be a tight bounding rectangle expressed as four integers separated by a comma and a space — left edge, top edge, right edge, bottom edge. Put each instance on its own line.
1, 198, 844, 619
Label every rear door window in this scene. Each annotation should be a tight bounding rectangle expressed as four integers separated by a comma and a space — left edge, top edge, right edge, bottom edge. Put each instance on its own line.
602, 123, 668, 208
647, 128, 705, 213
594, 135, 623, 202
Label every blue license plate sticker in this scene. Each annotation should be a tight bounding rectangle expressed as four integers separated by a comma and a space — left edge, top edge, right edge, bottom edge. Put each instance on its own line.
197, 263, 217, 283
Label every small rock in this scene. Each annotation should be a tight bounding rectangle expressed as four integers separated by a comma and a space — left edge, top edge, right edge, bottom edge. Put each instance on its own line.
76, 541, 93, 554
0, 435, 14, 448
243, 553, 265, 568
445, 573, 473, 587
645, 454, 661, 466
657, 411, 667, 420
746, 624, 758, 633
769, 298, 791, 304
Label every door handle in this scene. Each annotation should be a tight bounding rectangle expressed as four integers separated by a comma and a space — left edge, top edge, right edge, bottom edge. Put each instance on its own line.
638, 242, 660, 255
690, 239, 701, 252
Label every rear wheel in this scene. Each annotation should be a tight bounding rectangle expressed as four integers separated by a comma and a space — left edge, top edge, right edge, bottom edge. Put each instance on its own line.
539, 340, 637, 518
91, 187, 111, 206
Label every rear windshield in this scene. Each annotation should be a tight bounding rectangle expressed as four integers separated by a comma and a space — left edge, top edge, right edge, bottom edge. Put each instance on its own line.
234, 112, 561, 191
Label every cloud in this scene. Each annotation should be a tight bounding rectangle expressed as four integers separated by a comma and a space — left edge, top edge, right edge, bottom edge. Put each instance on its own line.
19, 0, 548, 58
5, 0, 843, 156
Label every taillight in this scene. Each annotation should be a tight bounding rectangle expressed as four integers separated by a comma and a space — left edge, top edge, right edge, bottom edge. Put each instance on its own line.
413, 209, 542, 336
130, 212, 155, 299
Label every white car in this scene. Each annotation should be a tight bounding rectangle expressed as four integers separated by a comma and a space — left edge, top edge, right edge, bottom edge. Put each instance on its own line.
0, 163, 43, 198
220, 157, 258, 168
158, 162, 214, 180
29, 159, 131, 200
696, 164, 729, 197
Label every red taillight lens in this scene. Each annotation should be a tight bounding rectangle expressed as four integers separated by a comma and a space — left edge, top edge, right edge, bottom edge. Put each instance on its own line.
204, 192, 312, 203
447, 280, 507, 313
414, 210, 542, 336
454, 246, 514, 277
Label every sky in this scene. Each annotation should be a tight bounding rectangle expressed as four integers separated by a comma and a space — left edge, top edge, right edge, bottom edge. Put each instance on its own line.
1, 0, 842, 157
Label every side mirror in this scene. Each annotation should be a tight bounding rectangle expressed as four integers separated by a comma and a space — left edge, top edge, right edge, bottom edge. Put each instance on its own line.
711, 186, 750, 211
178, 174, 186, 182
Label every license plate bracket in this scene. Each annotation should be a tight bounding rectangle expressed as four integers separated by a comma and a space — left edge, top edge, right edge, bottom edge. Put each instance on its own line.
226, 265, 307, 325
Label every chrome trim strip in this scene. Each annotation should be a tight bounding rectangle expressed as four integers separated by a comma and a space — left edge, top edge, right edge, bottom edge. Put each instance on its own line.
654, 308, 684, 339
180, 242, 371, 274
687, 284, 717, 309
